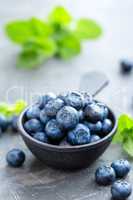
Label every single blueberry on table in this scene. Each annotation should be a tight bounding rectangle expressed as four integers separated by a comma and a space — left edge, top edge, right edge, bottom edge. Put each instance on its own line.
84, 121, 102, 134
67, 123, 90, 145
120, 60, 133, 74
6, 149, 25, 167
111, 159, 131, 178
65, 92, 84, 110
11, 116, 19, 132
33, 132, 49, 143
40, 109, 50, 124
111, 180, 132, 200
102, 118, 113, 135
24, 119, 43, 133
84, 103, 104, 123
45, 119, 65, 141
37, 93, 56, 109
90, 134, 101, 143
45, 98, 64, 117
95, 165, 116, 186
0, 115, 9, 132
56, 106, 79, 129
26, 106, 40, 119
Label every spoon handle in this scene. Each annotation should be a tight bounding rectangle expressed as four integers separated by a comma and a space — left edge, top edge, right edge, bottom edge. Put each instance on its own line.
79, 71, 109, 97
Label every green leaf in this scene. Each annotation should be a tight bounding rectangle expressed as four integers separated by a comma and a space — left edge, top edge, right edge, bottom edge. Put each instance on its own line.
30, 18, 53, 37
57, 33, 81, 59
123, 135, 133, 157
75, 18, 102, 40
17, 50, 45, 69
5, 18, 52, 44
14, 100, 27, 115
23, 37, 57, 57
48, 6, 72, 25
5, 20, 33, 44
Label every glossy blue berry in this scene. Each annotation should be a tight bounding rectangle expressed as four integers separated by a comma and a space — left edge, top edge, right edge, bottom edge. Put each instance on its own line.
37, 93, 56, 109
6, 149, 25, 167
84, 121, 102, 134
45, 98, 64, 117
82, 92, 93, 107
45, 119, 64, 141
65, 92, 84, 110
11, 116, 18, 132
67, 123, 90, 145
102, 119, 113, 134
95, 165, 116, 186
56, 106, 79, 129
0, 115, 9, 132
97, 102, 109, 119
24, 119, 43, 133
26, 106, 40, 119
120, 60, 133, 74
111, 181, 132, 200
111, 159, 131, 178
78, 110, 84, 122
40, 109, 50, 124
90, 134, 101, 143
84, 103, 104, 123
33, 132, 49, 143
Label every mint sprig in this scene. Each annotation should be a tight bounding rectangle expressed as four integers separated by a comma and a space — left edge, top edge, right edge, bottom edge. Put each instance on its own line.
113, 114, 133, 157
5, 6, 102, 69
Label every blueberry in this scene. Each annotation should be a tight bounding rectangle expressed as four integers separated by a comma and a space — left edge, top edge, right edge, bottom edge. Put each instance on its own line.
90, 134, 101, 143
57, 92, 68, 102
78, 110, 84, 122
84, 121, 102, 134
6, 149, 25, 167
45, 98, 64, 117
96, 102, 109, 119
111, 181, 132, 200
67, 123, 90, 145
56, 106, 79, 129
0, 115, 9, 132
82, 92, 93, 107
33, 132, 49, 143
120, 60, 133, 74
26, 106, 40, 119
40, 109, 50, 124
24, 119, 43, 133
37, 93, 56, 109
45, 119, 65, 141
111, 159, 131, 178
102, 119, 113, 134
11, 116, 19, 132
84, 103, 104, 123
65, 92, 84, 110
95, 165, 116, 186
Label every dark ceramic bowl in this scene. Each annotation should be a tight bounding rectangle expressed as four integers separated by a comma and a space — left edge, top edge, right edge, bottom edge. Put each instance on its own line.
18, 106, 117, 170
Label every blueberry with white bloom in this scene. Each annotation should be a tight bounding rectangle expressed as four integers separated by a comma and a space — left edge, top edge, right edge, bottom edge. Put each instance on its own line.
65, 92, 84, 110
84, 121, 102, 134
111, 159, 131, 178
33, 132, 49, 143
26, 106, 40, 119
37, 93, 56, 109
45, 119, 65, 141
67, 123, 90, 145
24, 119, 43, 133
56, 106, 79, 129
111, 181, 132, 200
90, 134, 101, 143
40, 109, 50, 124
45, 98, 64, 117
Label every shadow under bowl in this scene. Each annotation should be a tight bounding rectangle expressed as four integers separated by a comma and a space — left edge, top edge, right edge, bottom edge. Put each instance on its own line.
18, 106, 117, 170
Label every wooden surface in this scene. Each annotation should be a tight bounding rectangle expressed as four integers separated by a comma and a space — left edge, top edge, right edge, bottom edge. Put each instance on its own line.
0, 0, 133, 199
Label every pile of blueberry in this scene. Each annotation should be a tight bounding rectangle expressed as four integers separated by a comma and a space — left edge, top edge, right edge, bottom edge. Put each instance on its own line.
95, 159, 132, 200
0, 115, 19, 135
23, 92, 113, 146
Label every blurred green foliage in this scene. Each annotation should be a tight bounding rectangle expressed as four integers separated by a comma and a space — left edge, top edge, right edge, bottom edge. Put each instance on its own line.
5, 6, 102, 69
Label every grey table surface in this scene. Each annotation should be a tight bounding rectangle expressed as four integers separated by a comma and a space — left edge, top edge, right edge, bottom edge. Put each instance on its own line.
0, 0, 133, 199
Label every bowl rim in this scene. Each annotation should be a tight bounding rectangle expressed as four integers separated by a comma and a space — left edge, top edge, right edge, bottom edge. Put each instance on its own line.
18, 104, 117, 152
